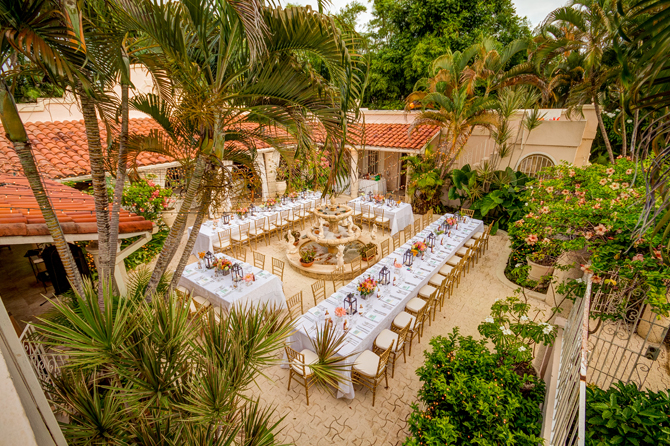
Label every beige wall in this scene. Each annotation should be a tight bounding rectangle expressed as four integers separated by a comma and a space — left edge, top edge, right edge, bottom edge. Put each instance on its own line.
0, 347, 40, 446
16, 64, 155, 123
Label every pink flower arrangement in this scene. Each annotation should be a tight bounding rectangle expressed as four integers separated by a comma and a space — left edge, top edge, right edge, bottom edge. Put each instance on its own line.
334, 306, 347, 317
243, 273, 254, 283
357, 277, 378, 296
411, 241, 427, 256
236, 207, 249, 217
446, 217, 457, 226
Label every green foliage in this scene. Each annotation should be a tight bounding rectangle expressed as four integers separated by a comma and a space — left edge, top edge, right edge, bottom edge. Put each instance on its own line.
507, 159, 670, 316
122, 225, 169, 271
586, 382, 670, 445
403, 152, 445, 214
121, 177, 172, 223
364, 0, 531, 107
448, 165, 530, 231
404, 328, 546, 446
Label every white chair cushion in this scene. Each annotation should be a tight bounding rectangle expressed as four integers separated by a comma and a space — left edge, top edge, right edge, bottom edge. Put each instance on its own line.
193, 295, 211, 308
231, 234, 249, 241
418, 284, 436, 298
249, 228, 264, 236
446, 256, 461, 267
439, 265, 454, 276
213, 239, 231, 249
375, 216, 390, 223
353, 349, 380, 378
291, 349, 319, 376
429, 274, 445, 288
176, 285, 190, 296
393, 311, 415, 331
465, 239, 476, 248
406, 297, 427, 313
455, 247, 469, 257
472, 231, 484, 239
374, 329, 399, 351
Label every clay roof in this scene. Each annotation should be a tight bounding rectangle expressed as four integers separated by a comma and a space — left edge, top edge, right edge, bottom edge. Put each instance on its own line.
0, 174, 153, 238
0, 118, 173, 180
360, 124, 438, 150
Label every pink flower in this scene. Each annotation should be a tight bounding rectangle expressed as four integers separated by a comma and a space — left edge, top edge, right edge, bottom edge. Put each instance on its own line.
546, 186, 554, 193
561, 189, 570, 195
578, 198, 586, 206
621, 182, 629, 188
540, 206, 550, 214
569, 170, 576, 177
575, 183, 581, 189
606, 168, 615, 176
592, 275, 603, 284
525, 234, 538, 245
545, 226, 553, 234
580, 264, 593, 274
516, 219, 525, 226
139, 208, 145, 212
599, 178, 607, 185
593, 203, 601, 210
542, 238, 551, 243
610, 182, 620, 190
626, 169, 633, 175
147, 180, 156, 187
654, 250, 662, 260
632, 254, 644, 261
584, 231, 594, 240
594, 224, 607, 235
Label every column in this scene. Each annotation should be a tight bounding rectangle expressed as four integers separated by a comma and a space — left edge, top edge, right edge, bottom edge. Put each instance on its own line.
264, 151, 278, 197
256, 153, 269, 200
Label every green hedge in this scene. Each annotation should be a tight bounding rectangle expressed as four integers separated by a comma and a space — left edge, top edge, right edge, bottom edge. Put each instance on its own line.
404, 328, 545, 445
586, 382, 670, 445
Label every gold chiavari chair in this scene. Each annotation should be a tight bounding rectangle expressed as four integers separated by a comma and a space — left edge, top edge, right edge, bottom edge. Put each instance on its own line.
214, 228, 232, 254
403, 225, 412, 244
272, 257, 285, 281
460, 208, 475, 218
331, 266, 345, 292
231, 222, 250, 254
352, 341, 394, 407
373, 321, 411, 379
414, 219, 422, 235
380, 239, 390, 258
285, 345, 318, 405
253, 251, 265, 270
350, 255, 362, 277
311, 279, 326, 306
392, 232, 400, 250
361, 205, 376, 231
374, 208, 391, 235
287, 291, 304, 320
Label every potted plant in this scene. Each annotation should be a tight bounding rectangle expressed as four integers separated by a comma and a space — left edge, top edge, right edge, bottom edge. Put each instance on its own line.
527, 246, 557, 282
284, 230, 301, 246
299, 247, 317, 267
359, 243, 377, 261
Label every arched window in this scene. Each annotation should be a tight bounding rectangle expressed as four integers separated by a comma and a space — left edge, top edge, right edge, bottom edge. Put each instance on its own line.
517, 154, 555, 177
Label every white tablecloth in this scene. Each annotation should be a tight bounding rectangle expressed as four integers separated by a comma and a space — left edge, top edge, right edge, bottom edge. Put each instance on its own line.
287, 214, 483, 399
349, 197, 414, 235
179, 253, 286, 311
358, 178, 386, 194
190, 193, 321, 255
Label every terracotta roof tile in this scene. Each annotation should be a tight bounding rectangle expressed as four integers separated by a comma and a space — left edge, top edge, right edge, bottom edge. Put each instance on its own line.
358, 124, 438, 150
0, 118, 172, 179
0, 173, 153, 238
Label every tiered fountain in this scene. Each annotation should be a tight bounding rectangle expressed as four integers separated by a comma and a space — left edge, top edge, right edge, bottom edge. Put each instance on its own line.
286, 198, 371, 279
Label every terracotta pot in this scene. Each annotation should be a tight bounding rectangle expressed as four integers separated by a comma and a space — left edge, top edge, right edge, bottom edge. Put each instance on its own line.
293, 241, 299, 246
300, 260, 314, 267
362, 255, 375, 262
527, 257, 555, 282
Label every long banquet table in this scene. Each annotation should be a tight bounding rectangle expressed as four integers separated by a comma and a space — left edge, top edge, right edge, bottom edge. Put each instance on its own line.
348, 196, 414, 235
179, 253, 286, 311
189, 192, 321, 255
287, 214, 483, 399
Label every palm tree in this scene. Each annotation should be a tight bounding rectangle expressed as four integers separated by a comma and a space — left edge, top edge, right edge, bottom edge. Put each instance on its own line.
0, 0, 89, 294
538, 0, 621, 163
118, 1, 366, 297
35, 272, 294, 444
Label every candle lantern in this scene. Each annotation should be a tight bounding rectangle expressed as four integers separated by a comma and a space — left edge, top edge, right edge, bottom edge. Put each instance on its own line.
222, 213, 230, 225
344, 293, 357, 315
204, 251, 216, 269
427, 232, 436, 250
403, 249, 414, 267
379, 266, 391, 286
231, 263, 244, 282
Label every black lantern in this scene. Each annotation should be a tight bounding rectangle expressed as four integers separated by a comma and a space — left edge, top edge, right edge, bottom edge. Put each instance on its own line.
231, 263, 243, 282
403, 249, 414, 267
204, 251, 216, 269
344, 293, 357, 315
427, 232, 436, 250
379, 265, 391, 286
222, 213, 230, 225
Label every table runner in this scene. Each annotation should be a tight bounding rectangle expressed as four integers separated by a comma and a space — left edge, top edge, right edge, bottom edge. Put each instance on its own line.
287, 214, 483, 399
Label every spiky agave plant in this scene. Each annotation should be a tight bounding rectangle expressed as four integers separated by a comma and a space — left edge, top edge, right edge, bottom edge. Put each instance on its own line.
34, 277, 294, 445
308, 322, 355, 396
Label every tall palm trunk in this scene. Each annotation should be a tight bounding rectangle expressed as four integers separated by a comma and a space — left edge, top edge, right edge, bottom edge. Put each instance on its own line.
79, 90, 112, 296
108, 83, 129, 282
0, 83, 85, 295
170, 189, 211, 290
593, 99, 615, 164
145, 154, 207, 298
630, 109, 640, 158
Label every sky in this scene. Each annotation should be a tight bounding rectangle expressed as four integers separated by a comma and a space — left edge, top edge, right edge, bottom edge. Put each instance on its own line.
285, 0, 566, 31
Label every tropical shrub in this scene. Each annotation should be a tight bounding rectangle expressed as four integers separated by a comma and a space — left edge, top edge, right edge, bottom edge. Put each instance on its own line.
122, 177, 172, 223
404, 328, 546, 446
448, 164, 530, 232
402, 151, 444, 214
507, 159, 670, 315
586, 382, 670, 445
122, 225, 170, 270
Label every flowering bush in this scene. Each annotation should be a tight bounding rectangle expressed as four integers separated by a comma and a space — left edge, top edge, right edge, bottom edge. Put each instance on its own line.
507, 159, 670, 315
122, 178, 172, 223
477, 294, 556, 363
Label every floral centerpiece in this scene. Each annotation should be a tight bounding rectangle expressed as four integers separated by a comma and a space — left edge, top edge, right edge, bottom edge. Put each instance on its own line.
373, 194, 385, 203
411, 241, 427, 257
217, 258, 232, 275
265, 198, 277, 207
334, 306, 347, 318
445, 217, 457, 227
288, 191, 299, 200
357, 276, 378, 298
236, 207, 249, 218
